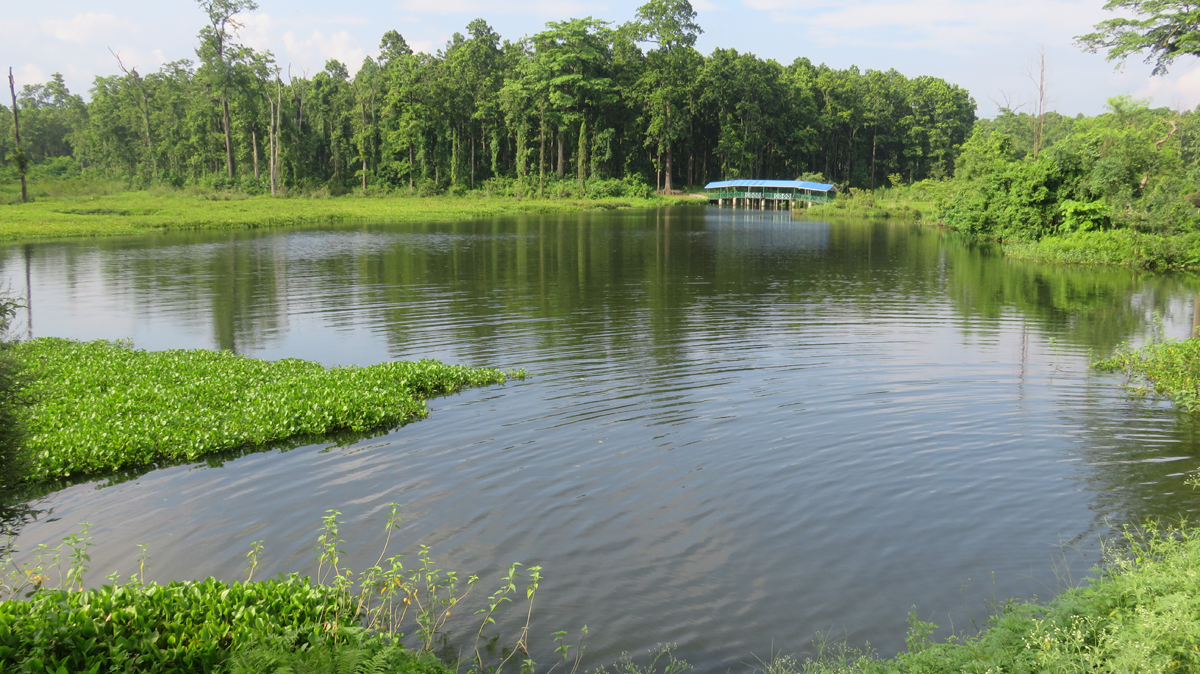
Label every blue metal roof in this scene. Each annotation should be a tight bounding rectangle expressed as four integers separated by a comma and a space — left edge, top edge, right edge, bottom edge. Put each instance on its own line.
704, 179, 835, 192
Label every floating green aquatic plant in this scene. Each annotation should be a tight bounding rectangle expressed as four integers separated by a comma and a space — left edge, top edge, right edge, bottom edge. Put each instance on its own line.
13, 338, 522, 481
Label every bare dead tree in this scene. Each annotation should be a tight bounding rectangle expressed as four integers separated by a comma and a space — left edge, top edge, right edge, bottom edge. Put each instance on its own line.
7, 68, 26, 203
110, 49, 158, 179
266, 75, 282, 195
1028, 46, 1052, 160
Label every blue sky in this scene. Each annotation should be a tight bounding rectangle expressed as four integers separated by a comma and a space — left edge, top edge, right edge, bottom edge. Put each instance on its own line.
6, 0, 1199, 117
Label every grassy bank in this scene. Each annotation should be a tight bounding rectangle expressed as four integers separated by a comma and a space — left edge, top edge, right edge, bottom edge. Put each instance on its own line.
803, 183, 944, 220
1003, 230, 1200, 272
12, 338, 522, 482
0, 187, 686, 243
783, 523, 1200, 673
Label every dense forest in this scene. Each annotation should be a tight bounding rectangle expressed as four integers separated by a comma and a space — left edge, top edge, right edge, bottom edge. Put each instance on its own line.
0, 0, 977, 197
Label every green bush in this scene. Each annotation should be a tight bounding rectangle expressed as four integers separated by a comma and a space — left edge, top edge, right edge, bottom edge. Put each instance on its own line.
12, 338, 519, 481
936, 98, 1200, 246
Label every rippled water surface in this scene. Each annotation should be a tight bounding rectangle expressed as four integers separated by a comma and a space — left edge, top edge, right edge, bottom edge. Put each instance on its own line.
6, 207, 1200, 669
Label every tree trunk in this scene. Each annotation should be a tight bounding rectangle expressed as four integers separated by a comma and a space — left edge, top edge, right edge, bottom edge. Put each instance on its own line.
451, 127, 459, 186
577, 118, 587, 195
7, 69, 26, 203
222, 96, 235, 177
268, 79, 280, 196
252, 129, 260, 180
471, 131, 476, 190
663, 101, 673, 193
870, 126, 878, 189
516, 123, 526, 179
1030, 45, 1049, 160
665, 142, 673, 193
539, 110, 546, 198
360, 102, 369, 191
556, 130, 564, 179
409, 143, 414, 191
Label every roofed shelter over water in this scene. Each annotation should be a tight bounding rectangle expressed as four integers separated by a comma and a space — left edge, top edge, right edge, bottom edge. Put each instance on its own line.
704, 179, 836, 209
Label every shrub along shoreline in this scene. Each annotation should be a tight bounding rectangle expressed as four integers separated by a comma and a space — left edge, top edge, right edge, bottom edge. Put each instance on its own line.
7, 514, 1200, 673
10, 338, 523, 482
807, 186, 1200, 271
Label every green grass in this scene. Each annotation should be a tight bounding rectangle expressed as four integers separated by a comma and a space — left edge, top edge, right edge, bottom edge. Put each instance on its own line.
778, 523, 1200, 673
1003, 230, 1200, 271
0, 184, 687, 243
803, 184, 942, 220
12, 338, 521, 482
805, 197, 931, 220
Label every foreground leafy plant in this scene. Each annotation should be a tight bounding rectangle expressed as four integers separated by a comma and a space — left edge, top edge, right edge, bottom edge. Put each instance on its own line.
12, 338, 524, 481
0, 506, 580, 674
0, 574, 352, 672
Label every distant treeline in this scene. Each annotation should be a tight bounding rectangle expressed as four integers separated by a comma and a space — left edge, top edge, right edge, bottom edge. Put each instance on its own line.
0, 0, 976, 196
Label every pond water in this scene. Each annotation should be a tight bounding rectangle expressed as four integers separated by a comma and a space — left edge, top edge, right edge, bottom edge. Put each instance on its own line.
4, 206, 1200, 670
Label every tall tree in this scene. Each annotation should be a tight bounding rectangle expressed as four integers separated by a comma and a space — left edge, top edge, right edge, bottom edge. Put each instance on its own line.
196, 0, 258, 178
629, 0, 702, 192
531, 18, 618, 193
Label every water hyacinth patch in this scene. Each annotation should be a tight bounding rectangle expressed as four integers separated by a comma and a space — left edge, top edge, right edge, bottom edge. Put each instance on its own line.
13, 338, 521, 481
0, 575, 353, 673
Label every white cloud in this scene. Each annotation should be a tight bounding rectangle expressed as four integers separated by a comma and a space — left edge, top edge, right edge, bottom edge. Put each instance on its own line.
282, 30, 369, 74
13, 64, 46, 88
410, 39, 438, 54
236, 13, 276, 53
747, 0, 1109, 52
1136, 63, 1200, 111
294, 15, 370, 27
396, 0, 602, 16
41, 13, 135, 44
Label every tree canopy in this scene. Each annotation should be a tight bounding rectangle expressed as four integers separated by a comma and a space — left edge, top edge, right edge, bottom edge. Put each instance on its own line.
1078, 0, 1200, 75
2, 0, 977, 196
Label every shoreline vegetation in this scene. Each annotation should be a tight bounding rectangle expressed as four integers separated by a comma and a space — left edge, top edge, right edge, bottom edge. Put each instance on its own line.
808, 184, 1200, 272
1094, 336, 1200, 411
8, 510, 1200, 673
10, 338, 523, 483
0, 180, 692, 243
803, 96, 1200, 272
